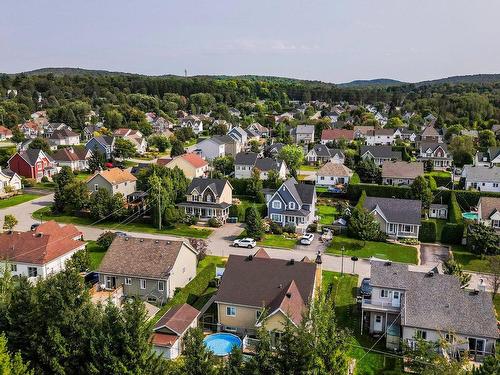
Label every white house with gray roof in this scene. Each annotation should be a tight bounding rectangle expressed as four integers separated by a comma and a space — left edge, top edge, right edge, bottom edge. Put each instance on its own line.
234, 152, 287, 180
194, 137, 225, 161
292, 125, 315, 144
462, 165, 500, 192
361, 261, 498, 359
363, 196, 422, 238
306, 144, 344, 164
360, 146, 402, 166
267, 178, 316, 233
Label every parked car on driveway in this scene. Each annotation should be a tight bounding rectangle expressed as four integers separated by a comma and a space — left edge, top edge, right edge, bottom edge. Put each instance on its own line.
233, 238, 257, 248
360, 278, 372, 297
299, 233, 314, 245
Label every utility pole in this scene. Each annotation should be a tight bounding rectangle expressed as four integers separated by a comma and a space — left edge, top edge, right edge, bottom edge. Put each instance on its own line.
341, 246, 345, 275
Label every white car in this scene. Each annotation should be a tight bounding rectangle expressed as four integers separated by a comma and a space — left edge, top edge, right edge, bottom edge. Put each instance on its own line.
300, 233, 315, 245
233, 238, 257, 248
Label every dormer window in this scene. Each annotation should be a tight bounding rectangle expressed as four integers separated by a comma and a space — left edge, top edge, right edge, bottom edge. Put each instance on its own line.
289, 202, 295, 209
272, 200, 282, 209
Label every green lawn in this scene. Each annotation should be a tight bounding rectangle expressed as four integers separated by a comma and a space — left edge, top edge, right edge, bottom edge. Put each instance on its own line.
299, 164, 319, 171
494, 295, 500, 319
75, 172, 92, 181
327, 235, 418, 264
86, 241, 107, 270
426, 171, 451, 178
239, 230, 297, 249
322, 271, 401, 374
0, 194, 39, 209
316, 204, 338, 225
451, 245, 493, 272
33, 181, 56, 190
33, 206, 213, 239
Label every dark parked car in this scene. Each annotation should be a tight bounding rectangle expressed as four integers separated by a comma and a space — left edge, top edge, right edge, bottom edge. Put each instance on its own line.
84, 272, 99, 286
114, 231, 127, 237
360, 278, 372, 297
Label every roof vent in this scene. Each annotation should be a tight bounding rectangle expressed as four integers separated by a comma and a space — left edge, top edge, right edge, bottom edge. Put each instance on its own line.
140, 238, 144, 242
279, 283, 283, 289
165, 241, 170, 245
155, 240, 159, 244
385, 261, 392, 266
36, 233, 43, 238
247, 255, 254, 261
285, 292, 292, 298
125, 237, 129, 241
427, 271, 434, 277
289, 259, 295, 265
472, 289, 480, 295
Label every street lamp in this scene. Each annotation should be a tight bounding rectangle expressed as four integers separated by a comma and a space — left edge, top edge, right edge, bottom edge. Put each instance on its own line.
351, 256, 358, 274
341, 246, 345, 275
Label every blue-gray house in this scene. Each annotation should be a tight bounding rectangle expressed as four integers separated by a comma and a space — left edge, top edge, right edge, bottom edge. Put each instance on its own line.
85, 136, 115, 160
267, 178, 316, 233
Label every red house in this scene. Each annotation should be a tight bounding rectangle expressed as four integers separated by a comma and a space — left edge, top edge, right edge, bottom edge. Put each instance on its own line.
8, 149, 57, 181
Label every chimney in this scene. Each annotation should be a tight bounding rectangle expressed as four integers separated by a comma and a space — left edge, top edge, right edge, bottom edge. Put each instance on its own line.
315, 251, 322, 266
289, 259, 295, 265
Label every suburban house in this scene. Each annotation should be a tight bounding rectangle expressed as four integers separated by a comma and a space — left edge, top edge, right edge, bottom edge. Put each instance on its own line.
177, 178, 233, 223
18, 120, 43, 139
264, 143, 284, 158
353, 126, 375, 139
180, 115, 203, 134
320, 129, 355, 144
429, 204, 448, 219
418, 142, 452, 169
228, 126, 248, 146
113, 128, 147, 154
245, 128, 261, 142
360, 146, 402, 166
43, 122, 69, 138
163, 153, 209, 179
0, 221, 84, 279
316, 162, 353, 188
86, 167, 137, 197
52, 146, 92, 171
476, 147, 500, 167
365, 129, 401, 146
292, 125, 315, 143
8, 149, 57, 181
97, 236, 198, 304
0, 167, 22, 193
194, 137, 225, 161
419, 126, 443, 143
0, 125, 13, 140
306, 144, 344, 164
361, 261, 498, 359
267, 178, 316, 233
234, 152, 287, 180
363, 196, 421, 238
462, 165, 500, 192
477, 197, 500, 232
400, 128, 417, 142
48, 128, 80, 148
247, 122, 269, 138
382, 161, 424, 186
82, 124, 104, 141
152, 303, 200, 359
214, 135, 242, 157
214, 249, 319, 344
86, 136, 115, 160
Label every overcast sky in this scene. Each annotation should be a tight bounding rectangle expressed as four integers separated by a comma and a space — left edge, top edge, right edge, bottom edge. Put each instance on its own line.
1, 0, 499, 83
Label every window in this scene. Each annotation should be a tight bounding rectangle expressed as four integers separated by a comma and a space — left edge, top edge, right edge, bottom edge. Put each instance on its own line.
124, 277, 131, 285
380, 289, 389, 298
445, 333, 454, 343
226, 306, 236, 316
402, 225, 412, 233
416, 330, 427, 340
272, 200, 282, 209
492, 220, 500, 228
192, 194, 199, 202
10, 264, 17, 272
206, 194, 212, 202
94, 184, 99, 191
289, 202, 295, 209
320, 176, 324, 181
271, 214, 283, 222
28, 267, 37, 278
158, 281, 165, 291
140, 279, 146, 290
494, 183, 499, 188
256, 310, 262, 320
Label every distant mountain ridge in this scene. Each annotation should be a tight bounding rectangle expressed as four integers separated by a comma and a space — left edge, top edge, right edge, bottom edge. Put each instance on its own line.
4, 67, 500, 86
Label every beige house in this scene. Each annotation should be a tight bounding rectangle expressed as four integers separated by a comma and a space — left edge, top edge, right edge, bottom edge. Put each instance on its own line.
214, 249, 320, 347
163, 153, 208, 179
477, 197, 500, 232
86, 168, 137, 197
382, 161, 424, 185
97, 236, 198, 304
178, 178, 233, 223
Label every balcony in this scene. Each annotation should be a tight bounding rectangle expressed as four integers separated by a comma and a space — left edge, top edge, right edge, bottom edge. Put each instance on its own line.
361, 297, 401, 312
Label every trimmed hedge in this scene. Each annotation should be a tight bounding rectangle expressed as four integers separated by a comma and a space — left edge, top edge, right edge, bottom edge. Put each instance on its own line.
426, 176, 437, 190
229, 178, 250, 195
347, 183, 411, 201
428, 174, 452, 187
419, 220, 437, 243
350, 172, 361, 185
441, 223, 464, 244
449, 192, 462, 224
355, 190, 367, 210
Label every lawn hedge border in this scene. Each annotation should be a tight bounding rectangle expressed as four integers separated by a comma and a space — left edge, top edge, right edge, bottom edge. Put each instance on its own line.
441, 223, 464, 244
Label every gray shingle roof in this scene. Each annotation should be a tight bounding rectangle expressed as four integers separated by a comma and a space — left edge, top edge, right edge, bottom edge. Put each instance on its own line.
187, 178, 229, 196
235, 152, 258, 165
420, 142, 448, 153
462, 165, 500, 182
295, 124, 315, 134
370, 261, 498, 339
255, 158, 280, 172
363, 196, 421, 225
361, 146, 402, 160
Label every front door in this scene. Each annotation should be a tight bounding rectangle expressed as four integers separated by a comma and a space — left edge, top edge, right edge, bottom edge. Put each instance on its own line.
105, 276, 116, 289
374, 314, 383, 332
392, 291, 401, 307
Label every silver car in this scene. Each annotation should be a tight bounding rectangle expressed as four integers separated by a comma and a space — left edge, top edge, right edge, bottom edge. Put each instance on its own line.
300, 233, 315, 245
233, 238, 257, 248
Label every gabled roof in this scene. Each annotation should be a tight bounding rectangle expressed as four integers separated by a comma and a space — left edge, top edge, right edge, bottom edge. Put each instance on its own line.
91, 135, 114, 147
478, 196, 500, 221
154, 303, 199, 335
254, 248, 270, 258
235, 152, 258, 165
317, 162, 352, 177
215, 254, 316, 325
366, 128, 397, 136
382, 161, 424, 179
363, 196, 421, 225
309, 144, 338, 158
370, 261, 498, 339
488, 147, 500, 160
17, 149, 49, 166
52, 147, 89, 162
420, 142, 448, 153
279, 178, 315, 206
0, 221, 83, 265
295, 124, 314, 134
462, 165, 500, 182
171, 153, 208, 169
421, 126, 440, 137
87, 167, 137, 185
50, 128, 79, 140
98, 237, 196, 279
361, 146, 402, 160
264, 280, 305, 326
255, 158, 282, 172
186, 178, 230, 196
321, 129, 354, 141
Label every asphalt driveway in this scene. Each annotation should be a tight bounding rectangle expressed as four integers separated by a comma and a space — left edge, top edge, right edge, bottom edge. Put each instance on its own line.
420, 243, 450, 267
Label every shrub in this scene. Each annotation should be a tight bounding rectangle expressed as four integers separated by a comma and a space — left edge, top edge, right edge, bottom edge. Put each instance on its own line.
426, 176, 437, 190
184, 215, 198, 225
96, 231, 117, 249
347, 183, 410, 201
307, 223, 318, 233
22, 178, 36, 187
350, 172, 360, 185
441, 223, 464, 244
355, 190, 367, 210
449, 192, 462, 224
269, 220, 283, 235
399, 238, 420, 245
283, 223, 296, 234
41, 176, 49, 183
419, 220, 437, 243
207, 217, 222, 227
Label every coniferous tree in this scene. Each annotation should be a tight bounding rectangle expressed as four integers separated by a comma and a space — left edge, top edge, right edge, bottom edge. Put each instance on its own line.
0, 334, 33, 375
245, 206, 264, 240
89, 147, 106, 172
182, 328, 217, 375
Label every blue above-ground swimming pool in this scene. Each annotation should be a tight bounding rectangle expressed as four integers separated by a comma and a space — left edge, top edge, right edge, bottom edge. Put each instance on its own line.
203, 333, 242, 356
462, 212, 478, 220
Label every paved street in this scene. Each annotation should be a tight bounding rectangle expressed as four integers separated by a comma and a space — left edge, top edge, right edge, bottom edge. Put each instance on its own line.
0, 194, 494, 290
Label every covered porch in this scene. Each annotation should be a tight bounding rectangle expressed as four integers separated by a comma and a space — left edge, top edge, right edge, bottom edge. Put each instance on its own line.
178, 202, 231, 223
